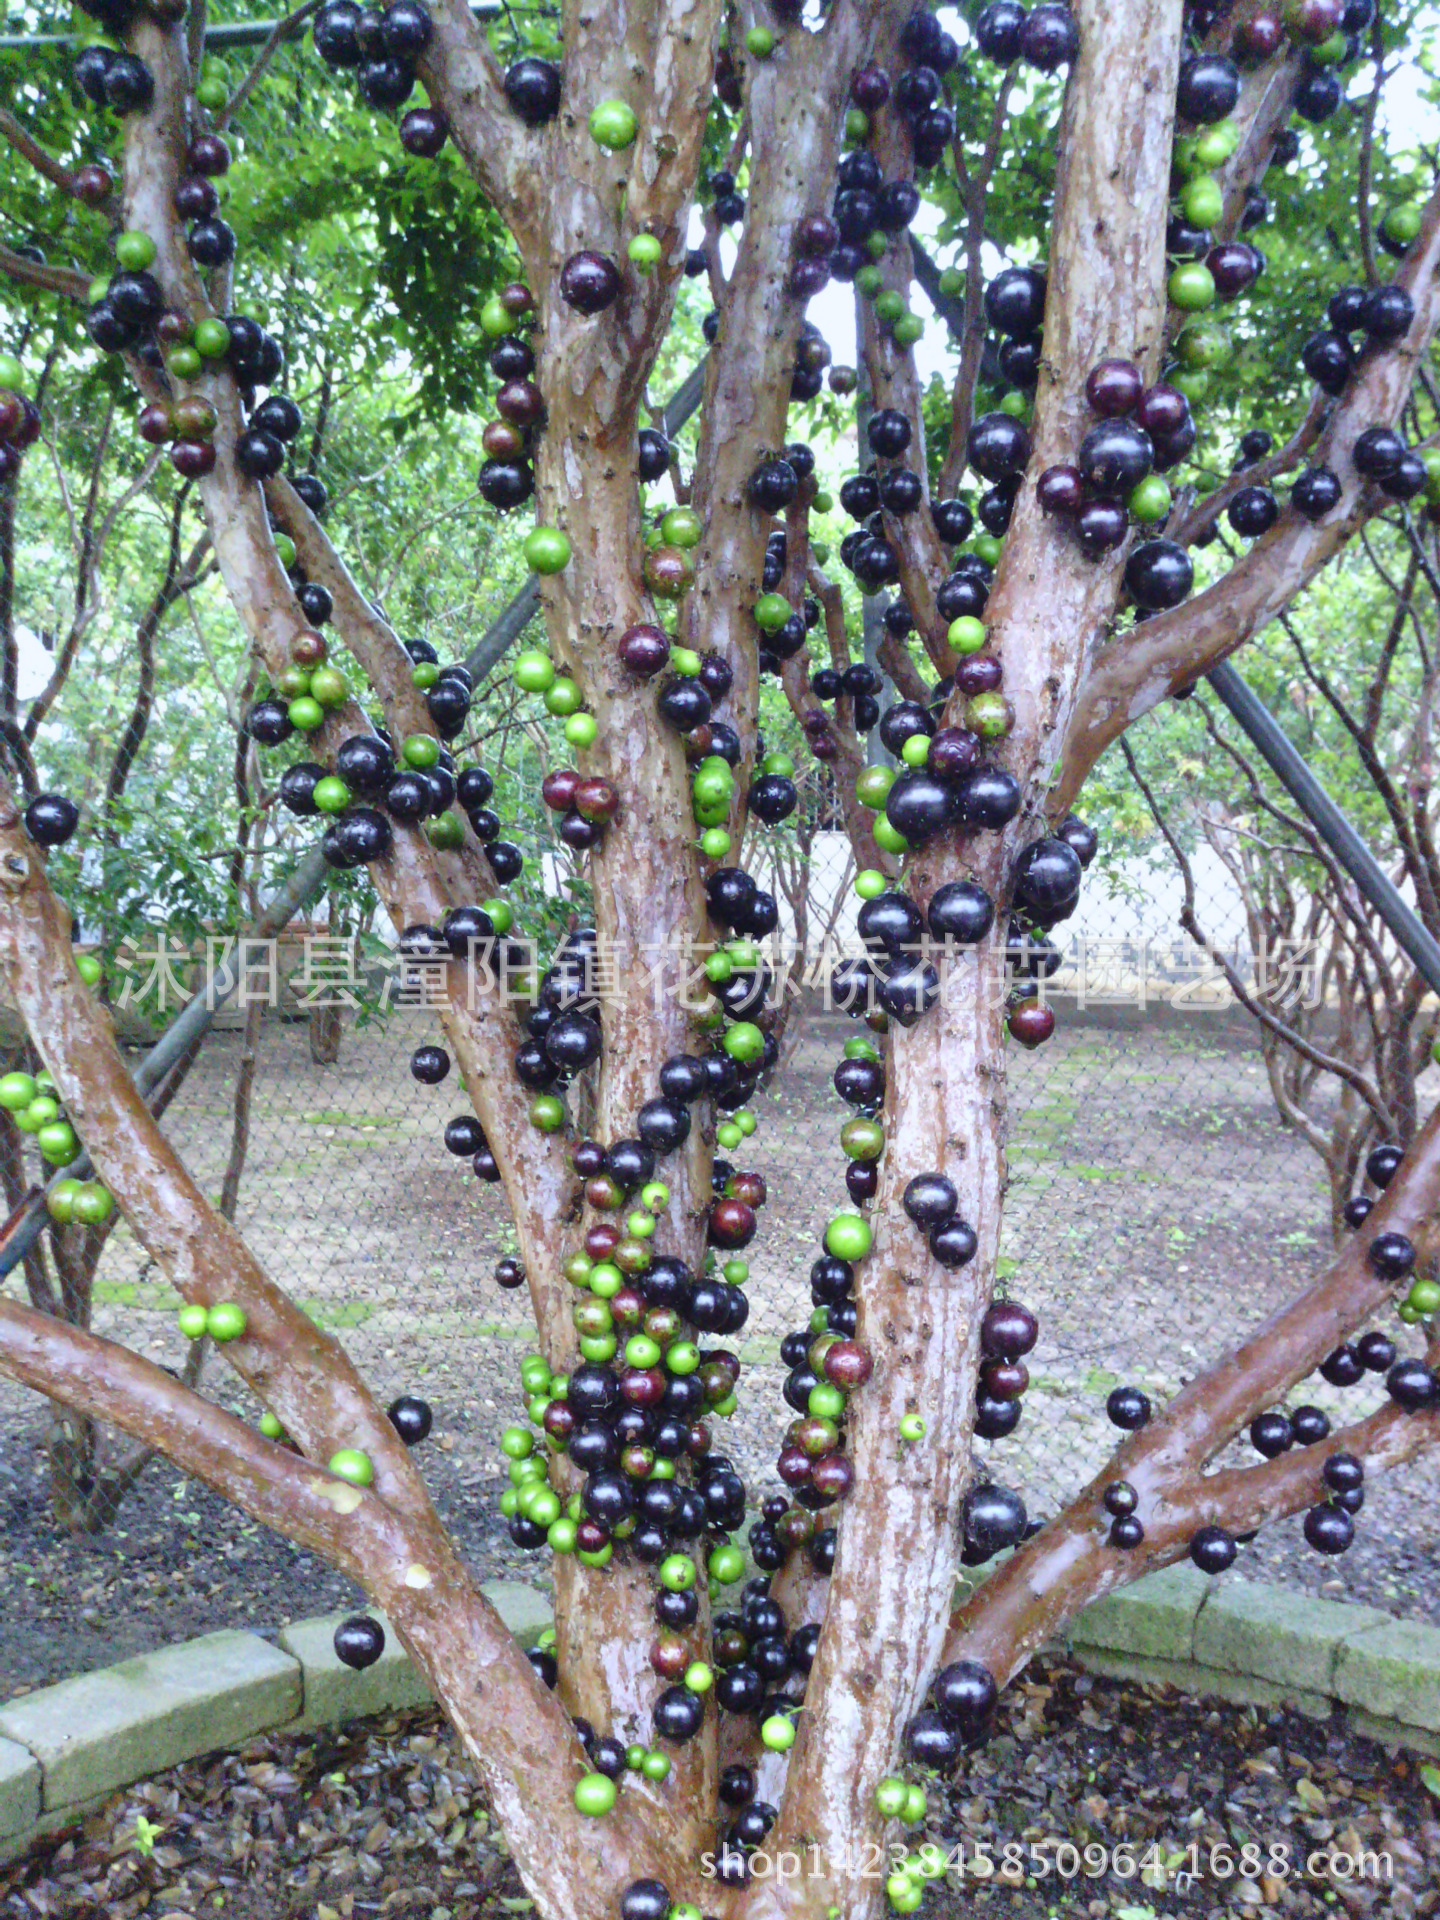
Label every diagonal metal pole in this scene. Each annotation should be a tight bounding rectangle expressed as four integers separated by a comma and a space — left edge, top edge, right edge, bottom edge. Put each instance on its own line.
1206, 658, 1440, 996
0, 842, 330, 1280
464, 357, 711, 684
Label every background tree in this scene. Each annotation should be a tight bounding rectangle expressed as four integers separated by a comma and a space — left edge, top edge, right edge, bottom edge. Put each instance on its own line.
3, 0, 1440, 1916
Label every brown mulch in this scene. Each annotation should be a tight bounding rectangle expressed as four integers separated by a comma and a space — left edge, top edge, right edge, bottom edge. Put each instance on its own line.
4, 1659, 1439, 1919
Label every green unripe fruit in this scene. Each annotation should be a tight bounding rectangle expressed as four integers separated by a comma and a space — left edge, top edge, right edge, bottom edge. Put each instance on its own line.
309, 666, 349, 708
206, 1301, 247, 1342
258, 1410, 285, 1440
874, 289, 905, 324
855, 868, 887, 899
1192, 119, 1239, 165
589, 99, 638, 149
313, 775, 352, 814
1383, 203, 1423, 247
899, 1412, 926, 1441
628, 234, 663, 272
193, 318, 231, 359
625, 1334, 663, 1368
684, 1661, 713, 1693
808, 1381, 846, 1421
524, 527, 572, 574
717, 1121, 742, 1149
1178, 318, 1232, 369
855, 264, 883, 297
841, 1115, 884, 1161
1169, 263, 1216, 311
544, 676, 583, 716
938, 266, 964, 297
1406, 1277, 1440, 1315
671, 646, 702, 676
845, 108, 870, 141
564, 712, 599, 749
500, 1425, 534, 1459
1170, 368, 1210, 403
998, 388, 1026, 417
36, 1121, 78, 1165
20, 1096, 59, 1131
402, 733, 440, 770
76, 954, 103, 987
640, 1750, 671, 1782
72, 1182, 113, 1227
903, 1785, 927, 1823
287, 696, 324, 733
700, 827, 732, 857
866, 232, 888, 260
973, 533, 1002, 564
114, 229, 157, 270
753, 593, 791, 633
892, 314, 924, 348
530, 1094, 566, 1132
665, 1340, 700, 1375
844, 1036, 880, 1062
514, 649, 556, 693
166, 346, 203, 381
548, 1515, 578, 1552
0, 354, 24, 392
900, 734, 930, 768
825, 1212, 871, 1261
948, 615, 987, 654
723, 1021, 765, 1064
855, 767, 894, 810
744, 25, 775, 55
873, 817, 908, 854
1128, 476, 1172, 524
659, 1553, 696, 1591
46, 1178, 82, 1224
177, 1302, 209, 1340
195, 74, 229, 109
574, 1773, 617, 1816
641, 1180, 669, 1212
874, 1777, 909, 1819
662, 506, 703, 549
1179, 174, 1224, 226
0, 1073, 36, 1111
708, 1543, 745, 1583
760, 1713, 796, 1751
328, 1448, 374, 1487
274, 533, 297, 570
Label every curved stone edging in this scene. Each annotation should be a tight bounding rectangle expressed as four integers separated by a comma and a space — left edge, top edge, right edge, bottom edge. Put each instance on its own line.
2, 1570, 1438, 1865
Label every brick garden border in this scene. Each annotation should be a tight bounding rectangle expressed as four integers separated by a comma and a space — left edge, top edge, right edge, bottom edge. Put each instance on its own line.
2, 1571, 1438, 1865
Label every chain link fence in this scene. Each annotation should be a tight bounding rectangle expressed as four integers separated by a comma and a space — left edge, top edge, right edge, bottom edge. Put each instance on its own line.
7, 823, 1427, 1626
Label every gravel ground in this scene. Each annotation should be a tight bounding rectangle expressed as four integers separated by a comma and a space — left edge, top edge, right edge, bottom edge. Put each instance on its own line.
3, 1660, 1438, 1920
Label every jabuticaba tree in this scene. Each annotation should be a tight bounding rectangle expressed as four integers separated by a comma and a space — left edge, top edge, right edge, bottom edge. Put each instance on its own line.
3, 0, 1440, 1910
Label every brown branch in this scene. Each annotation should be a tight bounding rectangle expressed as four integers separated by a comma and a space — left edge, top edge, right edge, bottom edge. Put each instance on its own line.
948, 1096, 1440, 1686
0, 243, 89, 302
1055, 180, 1440, 811
0, 109, 84, 198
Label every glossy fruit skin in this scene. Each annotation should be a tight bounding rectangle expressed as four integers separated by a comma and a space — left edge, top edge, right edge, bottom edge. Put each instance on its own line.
333, 1615, 385, 1669
927, 880, 995, 945
1250, 1410, 1293, 1457
1368, 1230, 1415, 1279
1292, 466, 1343, 520
903, 1173, 958, 1229
929, 1217, 978, 1269
559, 250, 622, 313
1037, 464, 1083, 515
981, 1299, 1038, 1358
1228, 485, 1279, 537
1021, 3, 1080, 69
1077, 419, 1153, 494
1106, 1385, 1151, 1430
1177, 53, 1240, 122
1387, 1358, 1438, 1409
1189, 1524, 1237, 1574
1084, 358, 1143, 417
967, 412, 1031, 482
933, 1659, 998, 1736
1125, 539, 1194, 610
1012, 838, 1082, 924
1303, 1504, 1354, 1555
24, 793, 80, 848
905, 1709, 959, 1768
963, 1480, 1027, 1555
